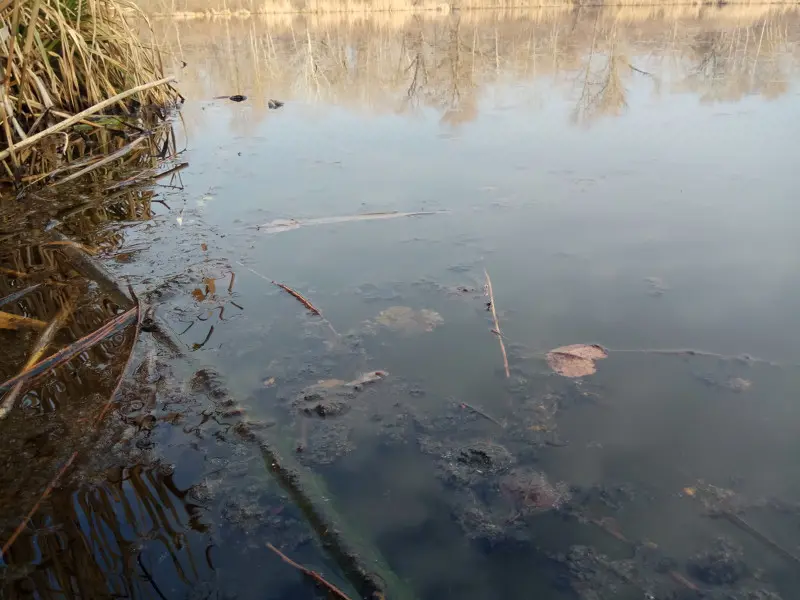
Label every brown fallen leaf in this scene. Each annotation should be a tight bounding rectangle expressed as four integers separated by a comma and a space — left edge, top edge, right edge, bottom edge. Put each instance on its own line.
204, 277, 216, 296
0, 311, 48, 331
546, 344, 608, 378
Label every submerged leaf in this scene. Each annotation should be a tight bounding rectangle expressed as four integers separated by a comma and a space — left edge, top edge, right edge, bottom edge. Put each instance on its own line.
372, 306, 443, 335
546, 344, 608, 378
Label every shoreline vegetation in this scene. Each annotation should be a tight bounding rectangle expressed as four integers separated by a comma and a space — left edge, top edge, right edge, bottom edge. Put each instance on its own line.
0, 0, 181, 187
135, 0, 800, 19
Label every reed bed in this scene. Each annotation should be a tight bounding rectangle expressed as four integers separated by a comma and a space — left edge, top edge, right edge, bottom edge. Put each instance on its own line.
136, 0, 800, 18
0, 0, 181, 186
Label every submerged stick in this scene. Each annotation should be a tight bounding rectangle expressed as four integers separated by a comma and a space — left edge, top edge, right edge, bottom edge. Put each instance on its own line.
0, 76, 176, 163
459, 401, 505, 428
267, 543, 353, 600
484, 268, 510, 378
719, 511, 800, 566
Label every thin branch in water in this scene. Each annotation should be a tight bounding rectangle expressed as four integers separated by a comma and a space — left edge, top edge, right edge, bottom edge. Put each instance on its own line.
273, 282, 321, 316
266, 542, 353, 600
460, 401, 505, 428
235, 261, 339, 338
484, 268, 510, 378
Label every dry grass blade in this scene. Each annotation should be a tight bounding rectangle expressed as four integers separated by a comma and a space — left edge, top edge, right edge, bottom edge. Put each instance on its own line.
0, 306, 137, 396
266, 543, 354, 600
0, 310, 48, 330
484, 268, 510, 378
52, 136, 147, 186
0, 77, 176, 163
0, 294, 76, 418
52, 136, 149, 186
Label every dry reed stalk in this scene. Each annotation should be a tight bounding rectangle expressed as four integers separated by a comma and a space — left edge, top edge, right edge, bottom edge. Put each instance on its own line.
0, 306, 137, 394
1, 297, 142, 559
0, 293, 76, 419
0, 310, 48, 330
51, 135, 149, 186
0, 77, 175, 163
266, 542, 354, 600
484, 268, 510, 378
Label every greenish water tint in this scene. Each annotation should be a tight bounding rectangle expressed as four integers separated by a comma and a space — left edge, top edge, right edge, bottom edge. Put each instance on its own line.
4, 6, 800, 599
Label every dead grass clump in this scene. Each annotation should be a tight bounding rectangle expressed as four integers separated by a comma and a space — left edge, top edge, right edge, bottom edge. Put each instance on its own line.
0, 0, 181, 185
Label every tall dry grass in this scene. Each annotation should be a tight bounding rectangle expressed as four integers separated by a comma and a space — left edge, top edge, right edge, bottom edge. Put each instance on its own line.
0, 0, 180, 186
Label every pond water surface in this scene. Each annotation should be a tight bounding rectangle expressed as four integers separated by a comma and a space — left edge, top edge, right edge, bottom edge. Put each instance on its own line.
3, 6, 800, 600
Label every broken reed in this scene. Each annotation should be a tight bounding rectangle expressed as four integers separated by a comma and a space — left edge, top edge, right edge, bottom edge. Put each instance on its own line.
0, 0, 180, 185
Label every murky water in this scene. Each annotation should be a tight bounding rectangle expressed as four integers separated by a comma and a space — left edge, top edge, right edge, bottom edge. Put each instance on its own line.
3, 6, 800, 599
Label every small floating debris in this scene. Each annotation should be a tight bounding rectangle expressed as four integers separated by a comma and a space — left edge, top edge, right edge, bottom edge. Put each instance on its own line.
256, 211, 445, 234
546, 344, 608, 378
268, 99, 284, 109
215, 94, 247, 102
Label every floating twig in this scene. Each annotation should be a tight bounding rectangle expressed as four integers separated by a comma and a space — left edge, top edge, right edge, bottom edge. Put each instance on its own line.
235, 261, 339, 338
256, 211, 445, 234
273, 282, 321, 316
0, 306, 137, 394
459, 401, 505, 428
267, 542, 353, 600
484, 268, 510, 378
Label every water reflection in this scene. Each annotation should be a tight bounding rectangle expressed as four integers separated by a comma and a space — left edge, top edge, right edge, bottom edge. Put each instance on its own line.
155, 6, 800, 129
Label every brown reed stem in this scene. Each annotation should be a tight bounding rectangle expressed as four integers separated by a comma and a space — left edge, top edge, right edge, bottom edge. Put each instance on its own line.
0, 293, 76, 419
0, 76, 176, 163
267, 542, 354, 600
484, 268, 510, 378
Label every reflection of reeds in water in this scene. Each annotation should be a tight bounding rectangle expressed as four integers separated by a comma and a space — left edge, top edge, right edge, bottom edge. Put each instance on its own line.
153, 6, 799, 132
3, 462, 211, 598
136, 0, 800, 18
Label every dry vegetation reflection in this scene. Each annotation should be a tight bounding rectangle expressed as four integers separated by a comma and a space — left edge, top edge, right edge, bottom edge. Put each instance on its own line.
152, 5, 800, 130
